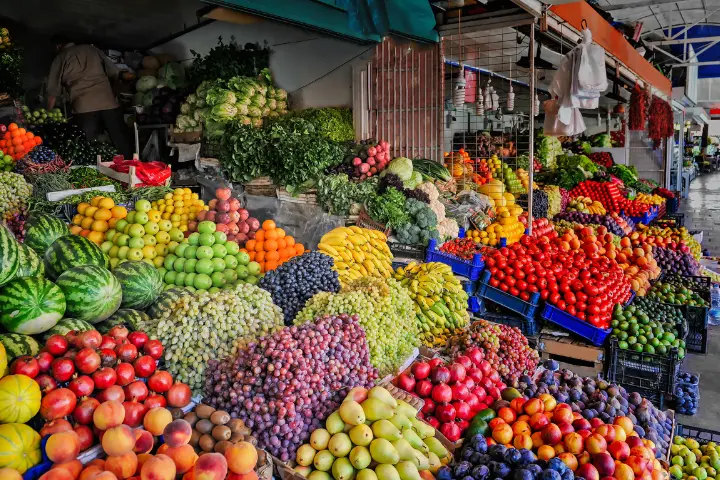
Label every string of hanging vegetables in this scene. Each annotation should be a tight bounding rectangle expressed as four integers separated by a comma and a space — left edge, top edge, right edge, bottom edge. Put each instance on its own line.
648, 96, 674, 146
629, 83, 647, 131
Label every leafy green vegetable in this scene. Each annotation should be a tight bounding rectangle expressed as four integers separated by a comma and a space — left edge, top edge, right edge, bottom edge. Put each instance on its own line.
0, 47, 22, 96
366, 187, 410, 229
206, 88, 237, 106
536, 134, 562, 169
592, 133, 612, 148
187, 37, 271, 88
555, 167, 587, 190
609, 165, 637, 185
219, 121, 271, 183
317, 174, 378, 216
292, 108, 355, 143
210, 103, 238, 120
396, 198, 439, 245
557, 154, 599, 175
384, 157, 413, 181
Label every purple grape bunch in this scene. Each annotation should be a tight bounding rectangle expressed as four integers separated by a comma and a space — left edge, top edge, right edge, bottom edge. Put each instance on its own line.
204, 313, 378, 461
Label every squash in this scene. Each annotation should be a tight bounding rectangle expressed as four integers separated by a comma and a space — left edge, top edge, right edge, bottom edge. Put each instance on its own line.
0, 423, 41, 473
0, 343, 6, 378
0, 375, 41, 423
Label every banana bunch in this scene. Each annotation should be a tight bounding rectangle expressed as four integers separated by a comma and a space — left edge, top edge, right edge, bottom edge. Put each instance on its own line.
393, 261, 470, 347
318, 226, 394, 284
568, 196, 606, 215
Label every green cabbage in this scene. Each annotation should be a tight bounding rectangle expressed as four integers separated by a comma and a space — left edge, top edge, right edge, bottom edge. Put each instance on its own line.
251, 94, 266, 107
210, 103, 238, 121
186, 93, 197, 105
385, 157, 413, 181
206, 88, 236, 106
403, 171, 423, 189
275, 89, 288, 101
136, 76, 157, 92
176, 115, 193, 130
248, 106, 262, 118
180, 103, 192, 115
204, 119, 226, 138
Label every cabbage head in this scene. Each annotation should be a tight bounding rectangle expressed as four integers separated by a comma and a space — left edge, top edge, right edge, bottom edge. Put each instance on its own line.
247, 106, 262, 118
267, 98, 277, 110
204, 120, 226, 139
235, 103, 248, 116
186, 93, 197, 105
193, 108, 209, 122
277, 101, 287, 111
136, 76, 157, 92
196, 98, 206, 108
180, 103, 192, 115
404, 171, 423, 189
132, 91, 145, 106
261, 107, 270, 117
206, 88, 236, 106
211, 103, 238, 121
385, 157, 413, 181
176, 115, 193, 130
275, 89, 288, 101
251, 94, 266, 107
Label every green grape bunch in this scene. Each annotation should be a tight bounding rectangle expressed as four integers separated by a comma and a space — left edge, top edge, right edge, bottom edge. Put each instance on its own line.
0, 172, 32, 220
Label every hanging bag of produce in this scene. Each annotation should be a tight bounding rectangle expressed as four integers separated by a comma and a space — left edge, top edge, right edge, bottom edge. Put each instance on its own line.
572, 29, 608, 108
543, 98, 584, 136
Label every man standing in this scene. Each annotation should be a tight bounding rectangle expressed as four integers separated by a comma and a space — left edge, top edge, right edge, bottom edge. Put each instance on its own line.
47, 37, 132, 157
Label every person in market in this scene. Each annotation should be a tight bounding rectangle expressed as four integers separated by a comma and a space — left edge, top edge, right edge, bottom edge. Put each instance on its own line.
46, 35, 133, 158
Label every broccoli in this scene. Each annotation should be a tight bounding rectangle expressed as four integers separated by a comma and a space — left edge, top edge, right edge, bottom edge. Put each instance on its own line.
394, 199, 440, 246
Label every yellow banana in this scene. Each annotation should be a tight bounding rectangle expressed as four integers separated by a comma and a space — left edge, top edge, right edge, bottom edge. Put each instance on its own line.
317, 243, 339, 257
351, 250, 365, 263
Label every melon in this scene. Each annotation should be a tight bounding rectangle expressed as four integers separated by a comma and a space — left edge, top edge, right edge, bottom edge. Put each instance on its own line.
14, 244, 44, 278
56, 265, 122, 323
0, 277, 65, 334
112, 261, 164, 309
0, 375, 41, 423
0, 224, 19, 287
0, 423, 42, 473
0, 334, 40, 361
44, 235, 109, 280
23, 214, 70, 257
99, 309, 152, 333
41, 318, 94, 341
146, 287, 187, 318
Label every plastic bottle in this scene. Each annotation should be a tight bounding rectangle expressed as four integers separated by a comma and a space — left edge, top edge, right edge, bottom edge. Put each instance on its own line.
709, 284, 720, 325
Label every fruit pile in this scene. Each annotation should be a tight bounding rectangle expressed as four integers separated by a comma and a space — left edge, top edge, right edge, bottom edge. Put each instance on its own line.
293, 385, 451, 479
193, 187, 257, 242
243, 219, 305, 273
152, 187, 208, 234
296, 277, 417, 376
395, 354, 504, 441
569, 181, 652, 217
635, 193, 665, 206
0, 123, 42, 161
346, 139, 392, 179
566, 197, 606, 215
610, 302, 686, 357
521, 217, 557, 240
477, 188, 525, 246
258, 251, 341, 324
647, 279, 707, 307
651, 246, 702, 277
205, 314, 378, 461
70, 195, 128, 245
630, 226, 694, 254
673, 372, 699, 415
20, 106, 66, 125
669, 436, 718, 480
318, 226, 393, 284
444, 319, 539, 382
517, 189, 549, 219
553, 213, 626, 236
182, 402, 260, 458
444, 237, 486, 259
393, 262, 470, 347
0, 172, 32, 221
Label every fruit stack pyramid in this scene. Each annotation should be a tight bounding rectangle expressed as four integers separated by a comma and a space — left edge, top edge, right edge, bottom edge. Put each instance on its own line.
193, 187, 260, 245
476, 182, 525, 246
501, 162, 525, 195
151, 187, 208, 234
102, 198, 185, 270
293, 385, 452, 480
318, 226, 394, 284
0, 123, 42, 161
70, 196, 128, 245
242, 219, 305, 273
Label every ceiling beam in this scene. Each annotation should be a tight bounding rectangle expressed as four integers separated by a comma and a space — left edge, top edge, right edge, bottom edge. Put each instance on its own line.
671, 5, 720, 38
671, 60, 720, 66
604, 0, 690, 12
648, 35, 720, 45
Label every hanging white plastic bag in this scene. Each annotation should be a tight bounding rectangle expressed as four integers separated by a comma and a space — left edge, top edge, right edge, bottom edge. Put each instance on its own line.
549, 49, 576, 125
543, 99, 585, 136
573, 29, 608, 107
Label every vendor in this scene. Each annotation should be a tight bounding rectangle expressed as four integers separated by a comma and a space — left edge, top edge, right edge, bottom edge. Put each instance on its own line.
47, 36, 132, 158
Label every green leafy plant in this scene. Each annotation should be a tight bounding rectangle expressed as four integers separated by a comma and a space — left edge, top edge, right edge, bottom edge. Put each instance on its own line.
293, 108, 354, 143
187, 37, 271, 88
366, 187, 409, 228
0, 48, 22, 96
219, 121, 271, 183
316, 174, 378, 216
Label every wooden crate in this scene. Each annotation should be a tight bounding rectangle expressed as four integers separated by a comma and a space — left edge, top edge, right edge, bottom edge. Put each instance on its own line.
538, 331, 605, 378
96, 155, 171, 189
244, 177, 277, 197
276, 187, 318, 206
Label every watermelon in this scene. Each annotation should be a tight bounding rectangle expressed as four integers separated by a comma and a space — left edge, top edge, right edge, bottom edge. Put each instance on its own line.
0, 334, 40, 361
24, 214, 70, 257
44, 235, 109, 280
42, 318, 94, 341
0, 277, 66, 334
15, 244, 44, 278
113, 261, 163, 309
0, 224, 19, 287
99, 309, 151, 333
56, 265, 122, 324
147, 287, 187, 318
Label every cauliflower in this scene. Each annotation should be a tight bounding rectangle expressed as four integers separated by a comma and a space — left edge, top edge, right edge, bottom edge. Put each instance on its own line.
429, 199, 446, 223
417, 182, 440, 202
438, 218, 459, 240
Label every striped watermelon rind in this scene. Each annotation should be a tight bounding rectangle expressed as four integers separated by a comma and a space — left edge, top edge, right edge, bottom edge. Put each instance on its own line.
0, 224, 19, 287
44, 235, 109, 280
0, 277, 66, 334
41, 318, 94, 340
24, 214, 70, 257
147, 287, 187, 318
99, 309, 152, 333
0, 333, 40, 360
113, 261, 163, 310
15, 244, 44, 278
56, 265, 122, 324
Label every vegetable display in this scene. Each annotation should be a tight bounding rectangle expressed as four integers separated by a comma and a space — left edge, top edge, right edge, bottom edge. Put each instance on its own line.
317, 174, 378, 216
366, 187, 410, 229
395, 198, 439, 246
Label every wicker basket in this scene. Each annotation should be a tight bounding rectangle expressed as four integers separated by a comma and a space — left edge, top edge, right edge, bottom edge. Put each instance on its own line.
276, 187, 318, 206
244, 177, 277, 197
357, 208, 391, 237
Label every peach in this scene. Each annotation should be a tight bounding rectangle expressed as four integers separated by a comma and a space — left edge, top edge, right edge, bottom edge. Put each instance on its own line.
227, 473, 259, 480
141, 454, 176, 480
52, 460, 83, 479
79, 467, 104, 480
157, 444, 170, 455
488, 418, 506, 430
224, 442, 259, 475
510, 398, 527, 414
163, 419, 193, 447
650, 470, 664, 480
344, 387, 368, 403
106, 452, 139, 479
512, 421, 531, 437
558, 421, 575, 437
573, 418, 592, 431
577, 463, 600, 480
102, 425, 135, 456
593, 452, 616, 477
167, 444, 199, 474
539, 393, 557, 412
595, 424, 616, 443
614, 416, 635, 436
137, 453, 153, 472
517, 414, 530, 423
613, 425, 627, 442
497, 407, 516, 424
523, 398, 544, 415
553, 407, 574, 425
532, 432, 544, 448
578, 430, 592, 440
91, 473, 119, 480
642, 440, 656, 454
586, 433, 608, 455
40, 470, 74, 480
615, 462, 636, 480
192, 452, 228, 480
608, 441, 631, 461
541, 424, 562, 445
492, 423, 514, 445
558, 452, 579, 472
514, 434, 533, 450
577, 451, 591, 466
530, 412, 550, 431
590, 418, 604, 429
630, 446, 653, 463
94, 401, 126, 430
0, 468, 23, 480
46, 431, 81, 464
87, 459, 106, 469
554, 443, 566, 455
134, 430, 155, 454
564, 432, 585, 455
626, 436, 644, 449
144, 408, 173, 436
538, 445, 556, 461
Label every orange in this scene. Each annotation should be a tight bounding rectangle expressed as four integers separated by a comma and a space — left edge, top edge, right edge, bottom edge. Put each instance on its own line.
90, 196, 103, 207
253, 241, 264, 252
25, 132, 34, 140
8, 123, 17, 131
72, 214, 84, 226
34, 137, 42, 145
108, 218, 119, 229
285, 236, 296, 247
79, 230, 90, 237
266, 251, 279, 262
80, 217, 95, 229
264, 239, 278, 252
262, 220, 276, 231
94, 208, 112, 221
91, 220, 109, 233
17, 128, 25, 135
279, 249, 289, 260
11, 137, 21, 146
276, 228, 286, 239
284, 248, 295, 259
256, 251, 266, 262
245, 240, 256, 252
77, 202, 91, 215
84, 206, 98, 218
294, 244, 305, 255
248, 252, 256, 261
111, 206, 127, 218
69, 225, 83, 235
98, 197, 115, 209
265, 260, 278, 271
255, 230, 265, 242
88, 231, 104, 244
276, 238, 287, 250
258, 262, 265, 273
265, 229, 278, 241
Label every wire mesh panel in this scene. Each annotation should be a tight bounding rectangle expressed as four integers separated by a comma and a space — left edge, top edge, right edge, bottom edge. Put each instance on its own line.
368, 38, 443, 161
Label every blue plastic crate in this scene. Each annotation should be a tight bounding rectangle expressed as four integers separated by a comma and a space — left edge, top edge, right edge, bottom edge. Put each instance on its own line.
541, 304, 611, 346
476, 270, 540, 319
626, 290, 636, 306
483, 311, 540, 336
468, 295, 483, 313
462, 279, 478, 296
667, 197, 679, 214
426, 229, 485, 281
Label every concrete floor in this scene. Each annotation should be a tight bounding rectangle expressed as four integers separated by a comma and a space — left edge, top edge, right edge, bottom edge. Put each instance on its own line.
673, 171, 720, 429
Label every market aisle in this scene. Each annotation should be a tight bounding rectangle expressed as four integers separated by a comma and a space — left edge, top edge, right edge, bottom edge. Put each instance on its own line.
676, 171, 720, 429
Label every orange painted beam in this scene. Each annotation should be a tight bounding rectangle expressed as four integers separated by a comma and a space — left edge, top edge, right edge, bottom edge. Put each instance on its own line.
550, 1, 671, 96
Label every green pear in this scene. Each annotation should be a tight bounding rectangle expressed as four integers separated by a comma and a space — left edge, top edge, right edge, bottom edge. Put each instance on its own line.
309, 471, 333, 480
402, 429, 428, 454
395, 400, 418, 419
361, 398, 394, 421
372, 419, 402, 441
396, 461, 421, 480
312, 429, 332, 450
329, 433, 353, 457
422, 437, 448, 458
349, 446, 372, 470
339, 400, 366, 426
332, 457, 356, 480
412, 450, 429, 471
409, 417, 435, 439
327, 411, 346, 434
344, 387, 369, 403
369, 438, 400, 464
368, 386, 398, 408
297, 444, 317, 466
315, 450, 336, 471
357, 469, 379, 480
389, 413, 412, 431
427, 452, 441, 473
375, 464, 401, 480
391, 438, 417, 462
349, 424, 374, 447
295, 466, 313, 477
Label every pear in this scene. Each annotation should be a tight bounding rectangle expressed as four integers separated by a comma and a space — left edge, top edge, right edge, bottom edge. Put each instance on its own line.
349, 446, 372, 470
422, 438, 447, 459
361, 398, 394, 422
412, 450, 429, 471
315, 450, 337, 472
389, 413, 412, 431
357, 470, 379, 480
309, 471, 333, 480
396, 461, 421, 480
297, 444, 317, 466
427, 452, 441, 473
312, 429, 332, 450
329, 433, 353, 458
295, 466, 314, 477
375, 464, 401, 480
395, 400, 418, 419
372, 420, 402, 441
408, 417, 435, 439
368, 386, 398, 408
369, 438, 400, 464
391, 438, 417, 462
349, 424, 374, 447
327, 411, 346, 434
344, 387, 369, 403
332, 457, 356, 480
339, 400, 366, 426
403, 430, 428, 454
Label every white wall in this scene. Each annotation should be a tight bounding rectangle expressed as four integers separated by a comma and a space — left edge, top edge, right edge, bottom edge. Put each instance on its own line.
150, 19, 372, 109
709, 120, 720, 137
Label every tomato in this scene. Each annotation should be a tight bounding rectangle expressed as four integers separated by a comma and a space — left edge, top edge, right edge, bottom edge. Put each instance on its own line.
520, 292, 530, 301
510, 287, 520, 297
540, 289, 549, 300
500, 283, 509, 292
516, 280, 528, 291
566, 305, 576, 316
556, 300, 567, 310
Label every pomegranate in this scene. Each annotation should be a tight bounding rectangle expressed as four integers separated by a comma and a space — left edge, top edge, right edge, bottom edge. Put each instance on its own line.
51, 358, 75, 382
10, 356, 39, 378
395, 373, 415, 392
455, 355, 473, 370
431, 384, 452, 404
466, 347, 483, 366
99, 348, 117, 367
115, 363, 135, 386
143, 339, 163, 360
127, 332, 149, 350
74, 348, 101, 374
435, 403, 456, 423
430, 366, 451, 384
92, 367, 117, 389
73, 397, 100, 425
147, 371, 173, 393
46, 335, 69, 356
75, 330, 102, 349
96, 385, 125, 403
421, 399, 436, 415
414, 380, 433, 398
133, 355, 156, 378
428, 358, 444, 369
411, 362, 431, 380
36, 352, 54, 373
439, 421, 461, 442
35, 374, 58, 393
40, 419, 73, 437
454, 401, 473, 420
40, 388, 78, 420
124, 380, 149, 402
116, 343, 138, 363
448, 363, 467, 383
64, 330, 80, 346
122, 401, 148, 427
108, 325, 129, 341
144, 393, 167, 409
451, 383, 469, 402
69, 375, 95, 397
99, 335, 117, 350
166, 382, 191, 408
74, 425, 94, 451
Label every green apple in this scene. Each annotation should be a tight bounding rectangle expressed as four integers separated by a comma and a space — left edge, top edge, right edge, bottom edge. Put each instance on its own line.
211, 258, 226, 272
105, 230, 117, 242
109, 257, 119, 269
128, 224, 145, 238
212, 244, 227, 258
115, 233, 130, 247
169, 228, 184, 242
142, 234, 157, 246
158, 219, 173, 232
127, 248, 144, 261
173, 257, 186, 272
167, 241, 180, 254
247, 261, 261, 276
108, 245, 120, 259
199, 233, 216, 247
185, 285, 196, 293
128, 237, 145, 249
126, 212, 135, 224
223, 255, 238, 270
196, 258, 214, 275
184, 272, 196, 287
164, 255, 177, 271
246, 275, 259, 285
211, 271, 226, 288
175, 272, 187, 286
155, 231, 170, 245
188, 232, 200, 245
209, 287, 221, 294
117, 246, 130, 260
213, 231, 227, 244
196, 246, 214, 260
236, 251, 250, 266
175, 243, 188, 258
225, 241, 240, 256
156, 267, 166, 278
100, 240, 113, 253
134, 212, 149, 225
184, 246, 198, 259
223, 269, 238, 283
144, 221, 159, 235
135, 199, 151, 212
194, 273, 213, 290
198, 221, 216, 234
164, 270, 177, 285
115, 219, 129, 232
235, 264, 249, 279
183, 259, 197, 274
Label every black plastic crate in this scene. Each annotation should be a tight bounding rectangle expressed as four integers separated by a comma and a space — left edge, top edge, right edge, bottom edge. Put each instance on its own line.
654, 213, 685, 228
676, 424, 720, 444
483, 311, 541, 336
389, 242, 426, 261
606, 338, 682, 396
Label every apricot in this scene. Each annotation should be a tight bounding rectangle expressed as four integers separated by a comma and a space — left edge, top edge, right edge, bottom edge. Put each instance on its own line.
0, 468, 23, 480
94, 401, 126, 430
102, 425, 135, 456
144, 408, 173, 436
79, 466, 104, 480
224, 442, 259, 475
538, 445, 556, 460
227, 472, 259, 480
163, 419, 193, 447
157, 444, 170, 455
134, 430, 155, 454
137, 453, 153, 472
40, 470, 74, 480
89, 473, 118, 480
106, 452, 139, 479
167, 444, 199, 474
193, 452, 228, 480
51, 460, 84, 479
46, 431, 81, 464
141, 454, 176, 480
